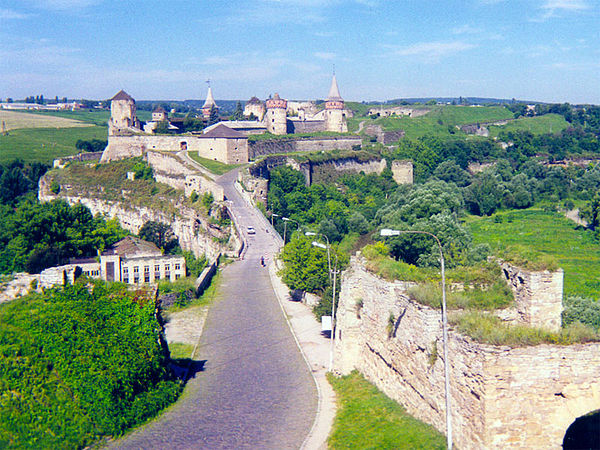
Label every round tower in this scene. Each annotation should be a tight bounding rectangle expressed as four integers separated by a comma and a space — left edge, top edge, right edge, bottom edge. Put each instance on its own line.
265, 93, 288, 135
324, 74, 348, 133
109, 90, 140, 135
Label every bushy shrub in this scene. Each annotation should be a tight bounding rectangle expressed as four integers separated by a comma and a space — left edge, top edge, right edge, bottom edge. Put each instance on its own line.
562, 296, 600, 330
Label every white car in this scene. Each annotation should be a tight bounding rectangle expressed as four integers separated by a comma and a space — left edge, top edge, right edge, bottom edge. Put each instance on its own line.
247, 226, 256, 235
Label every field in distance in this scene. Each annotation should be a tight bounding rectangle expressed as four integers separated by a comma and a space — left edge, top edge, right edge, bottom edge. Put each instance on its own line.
0, 109, 112, 164
0, 110, 94, 131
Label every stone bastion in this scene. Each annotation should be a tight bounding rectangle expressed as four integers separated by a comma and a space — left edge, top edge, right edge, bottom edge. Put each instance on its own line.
334, 256, 600, 449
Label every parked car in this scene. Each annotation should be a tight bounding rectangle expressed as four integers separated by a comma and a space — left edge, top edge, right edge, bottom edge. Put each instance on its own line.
247, 226, 256, 235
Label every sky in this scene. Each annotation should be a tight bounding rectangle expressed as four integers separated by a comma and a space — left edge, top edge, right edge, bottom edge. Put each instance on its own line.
1, 0, 599, 104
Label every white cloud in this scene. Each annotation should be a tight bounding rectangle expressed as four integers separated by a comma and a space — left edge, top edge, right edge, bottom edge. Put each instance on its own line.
389, 41, 476, 61
536, 0, 590, 20
541, 0, 590, 11
315, 52, 336, 60
30, 0, 101, 9
0, 8, 31, 19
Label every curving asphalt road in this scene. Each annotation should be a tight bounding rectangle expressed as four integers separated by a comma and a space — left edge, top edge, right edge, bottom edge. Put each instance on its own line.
109, 169, 317, 449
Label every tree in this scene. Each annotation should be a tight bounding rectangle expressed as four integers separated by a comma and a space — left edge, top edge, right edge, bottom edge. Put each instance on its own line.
230, 101, 244, 121
580, 192, 600, 232
464, 172, 503, 216
208, 105, 220, 126
138, 221, 179, 254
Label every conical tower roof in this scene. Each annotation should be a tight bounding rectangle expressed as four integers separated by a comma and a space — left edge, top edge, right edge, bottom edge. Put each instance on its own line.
327, 74, 343, 101
202, 86, 216, 108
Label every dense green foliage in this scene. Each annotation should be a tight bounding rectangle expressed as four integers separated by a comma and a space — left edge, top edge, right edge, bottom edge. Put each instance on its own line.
327, 371, 446, 449
0, 199, 128, 274
562, 296, 600, 330
0, 283, 181, 448
138, 221, 179, 254
75, 138, 107, 153
0, 159, 49, 205
269, 166, 396, 242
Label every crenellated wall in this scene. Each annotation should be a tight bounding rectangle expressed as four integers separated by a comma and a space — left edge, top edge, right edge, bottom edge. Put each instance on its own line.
334, 256, 600, 450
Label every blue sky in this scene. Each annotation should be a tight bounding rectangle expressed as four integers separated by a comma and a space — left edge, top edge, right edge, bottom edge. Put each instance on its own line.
1, 0, 598, 103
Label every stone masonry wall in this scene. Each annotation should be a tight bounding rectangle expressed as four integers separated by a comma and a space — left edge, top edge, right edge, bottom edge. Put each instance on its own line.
391, 160, 413, 184
500, 261, 564, 331
146, 151, 224, 200
248, 136, 361, 158
334, 256, 600, 449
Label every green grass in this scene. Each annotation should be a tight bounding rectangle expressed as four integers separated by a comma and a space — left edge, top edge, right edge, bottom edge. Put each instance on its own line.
465, 208, 600, 300
450, 311, 599, 346
168, 342, 195, 359
46, 158, 210, 216
187, 152, 242, 175
348, 105, 514, 139
0, 125, 107, 163
488, 113, 570, 137
327, 371, 446, 449
25, 109, 151, 125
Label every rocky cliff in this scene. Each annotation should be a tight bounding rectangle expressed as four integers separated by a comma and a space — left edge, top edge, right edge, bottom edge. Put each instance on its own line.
39, 176, 239, 261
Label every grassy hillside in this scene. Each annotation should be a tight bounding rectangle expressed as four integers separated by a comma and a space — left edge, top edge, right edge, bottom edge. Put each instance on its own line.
488, 113, 570, 137
349, 105, 514, 139
0, 125, 107, 163
327, 371, 446, 449
466, 208, 600, 299
0, 282, 181, 448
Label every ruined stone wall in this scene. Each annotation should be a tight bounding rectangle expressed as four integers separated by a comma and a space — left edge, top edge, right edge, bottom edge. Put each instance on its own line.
248, 136, 361, 158
334, 256, 600, 450
499, 261, 563, 331
306, 158, 386, 185
247, 155, 384, 187
391, 160, 413, 184
145, 151, 224, 201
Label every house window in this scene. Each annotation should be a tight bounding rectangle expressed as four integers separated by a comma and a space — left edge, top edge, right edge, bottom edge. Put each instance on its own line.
175, 263, 180, 271
133, 266, 139, 284
155, 264, 160, 280
165, 264, 170, 278
123, 277, 129, 284
144, 265, 150, 283
175, 274, 181, 280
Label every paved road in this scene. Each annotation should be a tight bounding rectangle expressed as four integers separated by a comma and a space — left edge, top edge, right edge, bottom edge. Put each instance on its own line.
110, 169, 317, 449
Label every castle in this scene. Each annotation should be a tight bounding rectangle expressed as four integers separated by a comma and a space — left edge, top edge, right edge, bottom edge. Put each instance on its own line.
101, 74, 350, 165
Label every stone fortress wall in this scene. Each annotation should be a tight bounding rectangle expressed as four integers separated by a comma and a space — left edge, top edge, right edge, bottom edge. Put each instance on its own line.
248, 136, 361, 159
334, 256, 600, 450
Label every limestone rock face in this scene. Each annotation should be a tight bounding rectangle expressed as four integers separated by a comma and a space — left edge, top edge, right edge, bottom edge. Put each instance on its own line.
334, 256, 600, 450
38, 189, 235, 261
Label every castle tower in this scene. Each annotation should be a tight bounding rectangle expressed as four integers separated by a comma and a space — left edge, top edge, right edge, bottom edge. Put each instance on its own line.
244, 96, 265, 121
152, 105, 168, 122
265, 93, 288, 135
202, 83, 218, 119
108, 90, 140, 135
324, 74, 348, 133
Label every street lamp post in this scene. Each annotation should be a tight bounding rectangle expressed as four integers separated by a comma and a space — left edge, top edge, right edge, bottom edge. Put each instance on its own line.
308, 235, 338, 372
380, 228, 452, 450
271, 213, 279, 226
281, 217, 299, 243
305, 232, 331, 282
